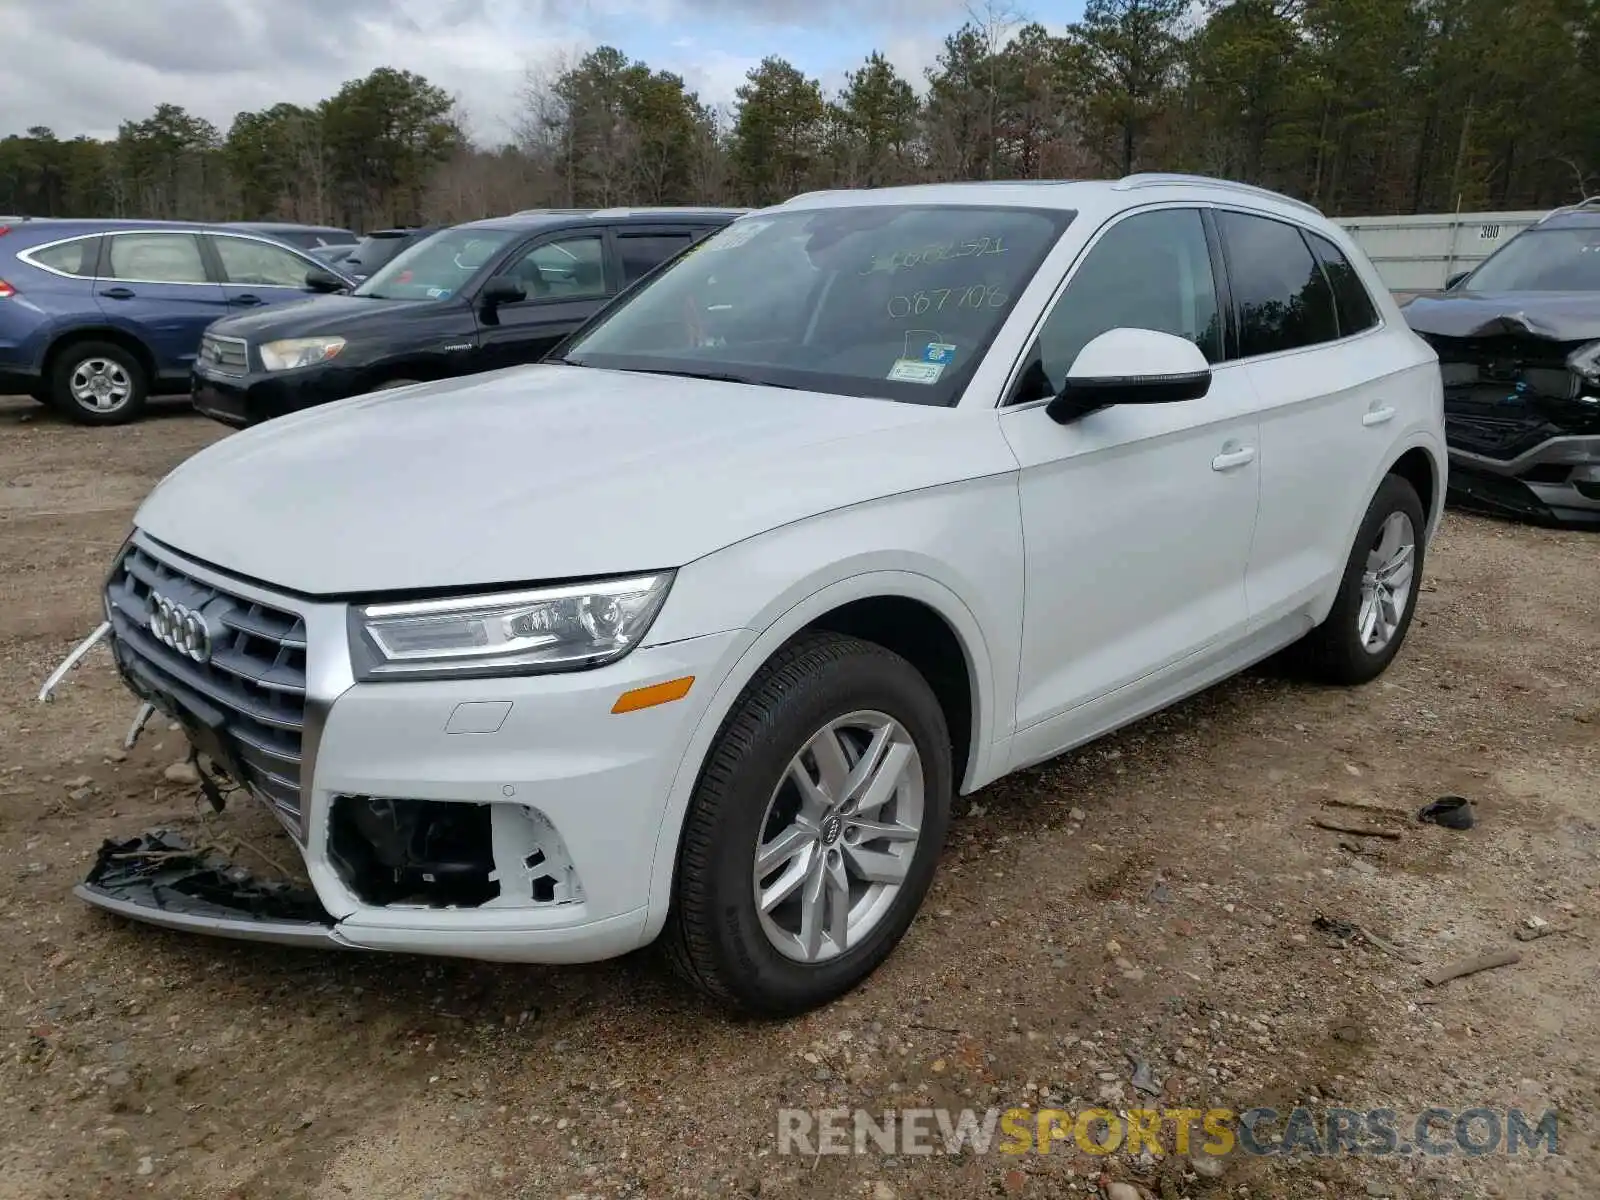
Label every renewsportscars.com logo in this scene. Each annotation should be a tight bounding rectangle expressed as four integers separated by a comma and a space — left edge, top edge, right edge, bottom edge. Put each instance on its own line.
777, 1106, 1561, 1159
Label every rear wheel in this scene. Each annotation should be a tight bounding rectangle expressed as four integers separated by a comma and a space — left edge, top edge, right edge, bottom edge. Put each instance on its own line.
664, 632, 953, 1015
49, 341, 148, 425
1292, 474, 1426, 685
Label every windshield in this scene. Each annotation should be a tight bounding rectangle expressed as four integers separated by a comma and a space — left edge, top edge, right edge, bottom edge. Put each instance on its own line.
1462, 226, 1600, 292
559, 204, 1073, 405
354, 228, 516, 300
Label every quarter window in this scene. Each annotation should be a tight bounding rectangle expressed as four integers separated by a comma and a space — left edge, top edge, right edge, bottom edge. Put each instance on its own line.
27, 237, 98, 277
1306, 232, 1380, 335
214, 236, 314, 288
105, 233, 209, 284
1015, 208, 1222, 402
501, 235, 607, 300
1217, 212, 1339, 357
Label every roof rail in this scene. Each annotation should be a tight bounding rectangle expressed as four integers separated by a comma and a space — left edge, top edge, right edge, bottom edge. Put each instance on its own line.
1538, 194, 1600, 223
1113, 173, 1321, 215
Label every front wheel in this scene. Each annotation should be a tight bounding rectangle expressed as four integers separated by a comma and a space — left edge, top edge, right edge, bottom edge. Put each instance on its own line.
1293, 473, 1427, 685
664, 632, 953, 1015
49, 341, 149, 425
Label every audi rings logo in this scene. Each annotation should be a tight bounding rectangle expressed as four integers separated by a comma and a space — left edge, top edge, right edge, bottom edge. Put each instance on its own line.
148, 593, 212, 663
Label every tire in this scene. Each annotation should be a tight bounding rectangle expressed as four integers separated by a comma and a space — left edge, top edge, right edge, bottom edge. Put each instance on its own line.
1292, 473, 1427, 686
663, 632, 953, 1016
48, 341, 148, 425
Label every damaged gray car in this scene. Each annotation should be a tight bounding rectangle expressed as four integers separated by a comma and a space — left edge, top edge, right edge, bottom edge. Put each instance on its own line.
1403, 198, 1600, 528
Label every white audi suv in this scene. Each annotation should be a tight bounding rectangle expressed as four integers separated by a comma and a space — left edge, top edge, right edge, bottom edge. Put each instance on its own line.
66, 174, 1445, 1014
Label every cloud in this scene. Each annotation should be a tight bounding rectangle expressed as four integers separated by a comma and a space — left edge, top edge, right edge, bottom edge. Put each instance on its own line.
0, 0, 1052, 145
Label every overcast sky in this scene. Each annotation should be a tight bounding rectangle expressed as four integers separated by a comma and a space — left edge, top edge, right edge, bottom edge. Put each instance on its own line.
2, 0, 1087, 146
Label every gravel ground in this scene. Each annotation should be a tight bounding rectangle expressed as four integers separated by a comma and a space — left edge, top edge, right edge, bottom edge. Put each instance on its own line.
1, 395, 1596, 1200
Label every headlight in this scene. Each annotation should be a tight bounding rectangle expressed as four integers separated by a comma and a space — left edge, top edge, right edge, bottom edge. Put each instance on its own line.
259, 336, 346, 372
1568, 340, 1600, 388
348, 573, 674, 680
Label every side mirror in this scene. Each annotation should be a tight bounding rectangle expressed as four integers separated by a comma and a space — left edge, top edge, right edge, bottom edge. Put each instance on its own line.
1444, 270, 1469, 291
304, 268, 348, 294
480, 277, 526, 307
1045, 328, 1213, 425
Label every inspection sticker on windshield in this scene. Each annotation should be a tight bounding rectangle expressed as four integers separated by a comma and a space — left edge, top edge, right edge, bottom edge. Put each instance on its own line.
921, 341, 957, 365
888, 358, 946, 384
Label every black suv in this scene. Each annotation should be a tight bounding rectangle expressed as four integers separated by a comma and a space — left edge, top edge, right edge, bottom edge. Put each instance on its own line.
192, 208, 744, 428
1403, 200, 1600, 528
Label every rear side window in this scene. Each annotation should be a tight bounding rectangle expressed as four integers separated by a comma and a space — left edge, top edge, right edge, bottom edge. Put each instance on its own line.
1218, 211, 1340, 357
25, 237, 98, 277
1307, 232, 1380, 335
105, 233, 209, 284
618, 232, 695, 286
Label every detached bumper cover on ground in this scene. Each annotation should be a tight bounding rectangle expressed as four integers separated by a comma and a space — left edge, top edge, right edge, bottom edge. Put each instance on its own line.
78, 829, 341, 947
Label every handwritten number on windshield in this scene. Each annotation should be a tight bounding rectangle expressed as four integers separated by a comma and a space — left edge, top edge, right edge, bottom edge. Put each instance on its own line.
862, 237, 1007, 276
887, 285, 1010, 320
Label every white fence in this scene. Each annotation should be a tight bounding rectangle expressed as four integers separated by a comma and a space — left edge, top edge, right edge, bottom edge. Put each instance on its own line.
1333, 209, 1548, 294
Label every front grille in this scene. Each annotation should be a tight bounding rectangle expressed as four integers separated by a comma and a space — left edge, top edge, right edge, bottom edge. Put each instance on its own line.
106, 543, 307, 831
199, 333, 249, 376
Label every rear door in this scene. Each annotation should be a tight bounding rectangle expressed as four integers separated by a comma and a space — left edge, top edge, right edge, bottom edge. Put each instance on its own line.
1215, 210, 1401, 627
205, 233, 328, 313
470, 228, 613, 373
94, 231, 229, 381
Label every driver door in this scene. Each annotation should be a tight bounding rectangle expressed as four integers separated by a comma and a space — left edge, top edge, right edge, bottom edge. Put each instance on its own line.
1000, 207, 1263, 769
472, 231, 613, 373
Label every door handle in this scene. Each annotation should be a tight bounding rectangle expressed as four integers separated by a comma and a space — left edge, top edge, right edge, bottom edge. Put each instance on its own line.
1363, 405, 1397, 427
232, 293, 264, 307
1211, 445, 1257, 472
99, 287, 135, 300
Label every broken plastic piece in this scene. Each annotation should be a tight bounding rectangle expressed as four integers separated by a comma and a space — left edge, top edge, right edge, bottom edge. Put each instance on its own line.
1417, 796, 1475, 830
37, 621, 111, 703
81, 829, 332, 927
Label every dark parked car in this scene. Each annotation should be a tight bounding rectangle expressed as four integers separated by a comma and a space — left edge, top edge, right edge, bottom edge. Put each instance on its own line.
0, 218, 353, 424
191, 208, 743, 428
227, 222, 358, 250
308, 243, 359, 268
1403, 198, 1600, 528
338, 227, 439, 281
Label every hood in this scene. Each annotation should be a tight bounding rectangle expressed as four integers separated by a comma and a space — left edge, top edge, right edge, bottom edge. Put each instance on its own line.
208, 293, 424, 340
1402, 291, 1600, 343
135, 365, 1013, 596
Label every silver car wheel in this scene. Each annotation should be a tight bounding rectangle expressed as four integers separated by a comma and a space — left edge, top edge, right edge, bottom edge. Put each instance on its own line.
69, 358, 133, 412
1357, 510, 1417, 652
753, 710, 925, 964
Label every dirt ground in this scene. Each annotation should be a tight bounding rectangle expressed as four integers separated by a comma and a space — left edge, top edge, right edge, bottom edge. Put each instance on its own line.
1, 394, 1595, 1200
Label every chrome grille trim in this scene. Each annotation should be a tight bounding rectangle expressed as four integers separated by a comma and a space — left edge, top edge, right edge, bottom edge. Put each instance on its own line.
106, 539, 309, 835
198, 333, 249, 376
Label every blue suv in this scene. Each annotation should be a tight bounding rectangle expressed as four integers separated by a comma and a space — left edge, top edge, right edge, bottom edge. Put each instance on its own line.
0, 218, 350, 424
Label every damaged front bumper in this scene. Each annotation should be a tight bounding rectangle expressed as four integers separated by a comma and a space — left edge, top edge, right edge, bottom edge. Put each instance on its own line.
56, 530, 742, 964
1446, 432, 1600, 528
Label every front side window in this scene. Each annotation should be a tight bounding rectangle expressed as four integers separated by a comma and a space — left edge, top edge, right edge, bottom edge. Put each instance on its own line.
355, 227, 519, 300
213, 236, 315, 288
1012, 208, 1222, 403
25, 236, 98, 277
1218, 211, 1340, 357
498, 235, 607, 300
1461, 226, 1600, 292
105, 233, 208, 284
1307, 232, 1380, 335
561, 205, 1074, 407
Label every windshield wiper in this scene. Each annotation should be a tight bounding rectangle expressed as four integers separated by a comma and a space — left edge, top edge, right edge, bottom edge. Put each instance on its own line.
624, 367, 799, 390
